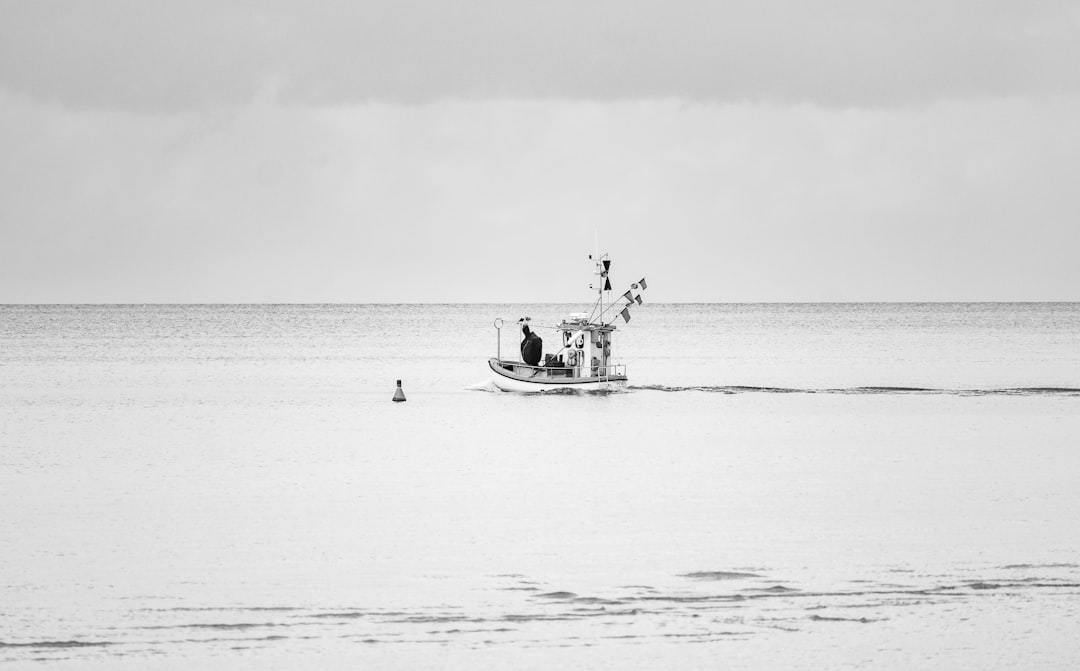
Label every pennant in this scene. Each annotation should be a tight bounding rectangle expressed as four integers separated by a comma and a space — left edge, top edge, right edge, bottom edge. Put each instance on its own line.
639, 278, 647, 290
622, 290, 634, 303
620, 307, 631, 323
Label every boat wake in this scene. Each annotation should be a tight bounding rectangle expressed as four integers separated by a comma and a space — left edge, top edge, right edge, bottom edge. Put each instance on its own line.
472, 380, 1080, 397
468, 380, 628, 394
628, 385, 1080, 397
466, 380, 502, 392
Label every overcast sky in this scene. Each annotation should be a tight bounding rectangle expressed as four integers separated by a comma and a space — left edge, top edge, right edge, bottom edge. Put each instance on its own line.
2, 1, 1079, 302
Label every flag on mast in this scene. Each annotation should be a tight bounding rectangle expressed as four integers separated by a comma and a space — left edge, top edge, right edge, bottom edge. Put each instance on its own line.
620, 307, 631, 323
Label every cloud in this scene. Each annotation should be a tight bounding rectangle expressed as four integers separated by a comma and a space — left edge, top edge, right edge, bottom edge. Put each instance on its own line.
4, 3, 1078, 303
2, 88, 1078, 302
3, 0, 1079, 110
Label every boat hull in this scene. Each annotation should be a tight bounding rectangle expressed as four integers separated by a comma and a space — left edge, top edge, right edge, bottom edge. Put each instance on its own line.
488, 358, 627, 392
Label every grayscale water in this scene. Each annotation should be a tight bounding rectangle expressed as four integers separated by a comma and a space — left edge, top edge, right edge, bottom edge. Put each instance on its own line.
2, 303, 1079, 669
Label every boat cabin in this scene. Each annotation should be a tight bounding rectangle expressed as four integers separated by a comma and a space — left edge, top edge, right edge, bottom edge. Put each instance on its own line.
551, 315, 619, 378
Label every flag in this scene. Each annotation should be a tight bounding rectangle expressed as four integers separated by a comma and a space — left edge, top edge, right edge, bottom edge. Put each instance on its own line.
635, 294, 643, 305
622, 290, 634, 303
620, 307, 631, 323
639, 278, 647, 290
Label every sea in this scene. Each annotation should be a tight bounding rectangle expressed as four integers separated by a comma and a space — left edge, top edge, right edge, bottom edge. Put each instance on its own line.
2, 302, 1079, 670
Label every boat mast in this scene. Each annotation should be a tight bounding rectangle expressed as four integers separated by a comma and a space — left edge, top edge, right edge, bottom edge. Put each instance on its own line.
595, 232, 601, 327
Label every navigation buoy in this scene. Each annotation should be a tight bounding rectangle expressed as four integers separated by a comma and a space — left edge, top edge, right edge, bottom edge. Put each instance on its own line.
392, 379, 406, 402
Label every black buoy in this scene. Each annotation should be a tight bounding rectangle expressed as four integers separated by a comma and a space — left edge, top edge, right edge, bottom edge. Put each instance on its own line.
392, 379, 406, 402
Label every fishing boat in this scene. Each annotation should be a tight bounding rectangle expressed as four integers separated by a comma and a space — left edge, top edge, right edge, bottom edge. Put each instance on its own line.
488, 254, 647, 392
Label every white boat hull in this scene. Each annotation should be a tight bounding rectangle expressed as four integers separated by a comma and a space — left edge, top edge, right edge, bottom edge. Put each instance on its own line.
488, 358, 627, 392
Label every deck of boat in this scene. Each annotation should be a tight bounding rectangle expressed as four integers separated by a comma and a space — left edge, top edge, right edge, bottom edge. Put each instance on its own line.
488, 358, 627, 387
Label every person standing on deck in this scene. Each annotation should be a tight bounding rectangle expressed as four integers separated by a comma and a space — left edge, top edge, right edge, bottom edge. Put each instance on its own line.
519, 319, 542, 366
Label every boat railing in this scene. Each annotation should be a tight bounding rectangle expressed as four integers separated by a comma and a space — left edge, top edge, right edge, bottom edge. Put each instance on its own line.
497, 360, 627, 379
590, 364, 627, 378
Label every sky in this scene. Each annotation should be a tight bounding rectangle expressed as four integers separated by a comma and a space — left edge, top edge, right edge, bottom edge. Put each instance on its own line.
2, 0, 1079, 302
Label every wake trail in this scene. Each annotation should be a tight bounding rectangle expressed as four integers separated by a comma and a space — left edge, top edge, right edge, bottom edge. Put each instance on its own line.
629, 385, 1080, 397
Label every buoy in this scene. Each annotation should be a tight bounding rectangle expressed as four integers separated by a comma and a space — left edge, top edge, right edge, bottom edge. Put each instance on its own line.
392, 379, 406, 402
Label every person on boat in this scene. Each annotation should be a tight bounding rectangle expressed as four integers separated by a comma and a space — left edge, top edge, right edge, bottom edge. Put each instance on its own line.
520, 321, 543, 366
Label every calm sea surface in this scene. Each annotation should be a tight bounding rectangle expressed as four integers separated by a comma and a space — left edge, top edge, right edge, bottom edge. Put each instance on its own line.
2, 303, 1079, 669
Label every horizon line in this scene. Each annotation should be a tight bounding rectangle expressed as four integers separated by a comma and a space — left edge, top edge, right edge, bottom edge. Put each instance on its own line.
3, 300, 1079, 307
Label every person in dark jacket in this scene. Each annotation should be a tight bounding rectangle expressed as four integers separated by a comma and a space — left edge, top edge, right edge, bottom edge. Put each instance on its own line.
520, 322, 543, 366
